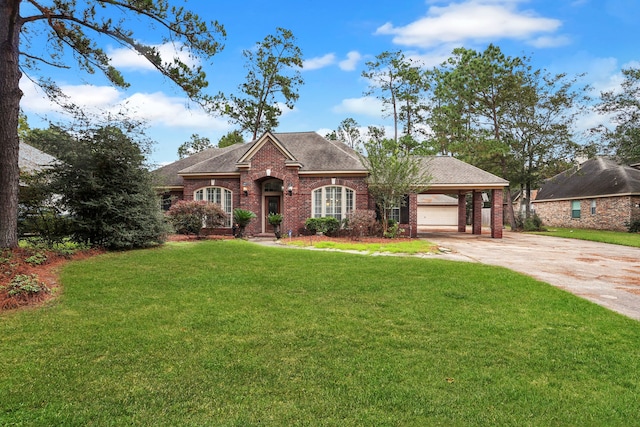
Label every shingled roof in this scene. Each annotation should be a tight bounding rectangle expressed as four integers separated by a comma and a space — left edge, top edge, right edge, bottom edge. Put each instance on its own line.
535, 157, 640, 201
19, 142, 56, 173
153, 132, 509, 191
416, 156, 509, 190
153, 132, 366, 186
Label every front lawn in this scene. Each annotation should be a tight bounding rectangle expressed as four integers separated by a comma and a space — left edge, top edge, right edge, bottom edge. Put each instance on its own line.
283, 235, 437, 254
1, 239, 639, 426
531, 227, 640, 248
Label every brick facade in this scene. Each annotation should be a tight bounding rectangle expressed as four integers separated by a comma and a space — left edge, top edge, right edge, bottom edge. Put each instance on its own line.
157, 132, 507, 239
534, 195, 640, 231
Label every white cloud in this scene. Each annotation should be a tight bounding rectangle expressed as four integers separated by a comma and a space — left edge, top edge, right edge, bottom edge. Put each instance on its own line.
108, 42, 200, 72
332, 97, 384, 117
339, 51, 363, 71
375, 0, 562, 48
303, 53, 336, 71
122, 92, 227, 129
528, 35, 571, 48
20, 78, 227, 131
21, 81, 122, 114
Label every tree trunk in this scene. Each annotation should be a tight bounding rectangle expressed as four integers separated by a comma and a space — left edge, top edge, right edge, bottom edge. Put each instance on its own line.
0, 1, 22, 248
505, 187, 517, 231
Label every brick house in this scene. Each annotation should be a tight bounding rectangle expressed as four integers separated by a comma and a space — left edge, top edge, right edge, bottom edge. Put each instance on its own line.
154, 131, 508, 238
532, 157, 640, 231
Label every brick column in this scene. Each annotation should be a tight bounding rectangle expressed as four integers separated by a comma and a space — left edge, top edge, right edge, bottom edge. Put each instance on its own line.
472, 190, 483, 235
409, 193, 418, 237
491, 188, 503, 238
458, 192, 467, 233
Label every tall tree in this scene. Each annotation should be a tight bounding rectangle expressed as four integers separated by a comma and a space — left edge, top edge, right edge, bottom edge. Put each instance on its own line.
325, 118, 363, 151
215, 27, 303, 141
217, 130, 244, 148
0, 0, 225, 248
362, 50, 427, 146
177, 133, 214, 159
428, 45, 589, 225
428, 45, 530, 228
507, 69, 589, 217
595, 67, 640, 163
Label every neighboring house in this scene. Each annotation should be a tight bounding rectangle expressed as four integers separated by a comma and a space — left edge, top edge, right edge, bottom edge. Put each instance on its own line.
532, 157, 640, 231
511, 189, 538, 216
19, 142, 56, 174
153, 131, 508, 238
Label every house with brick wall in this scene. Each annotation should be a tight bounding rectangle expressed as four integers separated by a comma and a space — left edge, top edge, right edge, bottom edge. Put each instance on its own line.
532, 157, 640, 231
154, 131, 508, 238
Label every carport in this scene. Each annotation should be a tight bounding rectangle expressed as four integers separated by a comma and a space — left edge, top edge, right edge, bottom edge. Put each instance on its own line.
412, 156, 509, 238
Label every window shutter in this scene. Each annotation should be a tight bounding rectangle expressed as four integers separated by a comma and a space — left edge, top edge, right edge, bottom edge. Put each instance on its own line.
400, 195, 410, 223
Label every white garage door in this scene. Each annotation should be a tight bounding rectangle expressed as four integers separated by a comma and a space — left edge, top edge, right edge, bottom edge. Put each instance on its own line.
417, 206, 458, 226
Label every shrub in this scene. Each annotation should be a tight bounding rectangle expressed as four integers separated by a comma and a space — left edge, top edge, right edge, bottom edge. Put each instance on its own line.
627, 218, 640, 233
345, 210, 377, 240
25, 252, 47, 266
304, 217, 341, 236
167, 200, 227, 237
2, 274, 50, 297
523, 213, 545, 232
383, 219, 403, 238
267, 213, 283, 226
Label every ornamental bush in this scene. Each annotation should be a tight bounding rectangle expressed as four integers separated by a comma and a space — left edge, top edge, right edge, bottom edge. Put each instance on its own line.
345, 210, 377, 239
304, 217, 341, 236
167, 200, 227, 237
233, 209, 257, 238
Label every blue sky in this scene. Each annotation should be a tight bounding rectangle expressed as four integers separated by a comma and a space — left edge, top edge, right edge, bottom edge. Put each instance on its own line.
19, 0, 640, 165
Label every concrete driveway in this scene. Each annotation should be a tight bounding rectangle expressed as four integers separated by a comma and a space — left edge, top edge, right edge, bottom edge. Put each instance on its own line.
424, 230, 640, 321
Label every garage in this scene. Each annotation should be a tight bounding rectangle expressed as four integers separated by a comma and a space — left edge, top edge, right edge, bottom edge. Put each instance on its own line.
417, 194, 458, 226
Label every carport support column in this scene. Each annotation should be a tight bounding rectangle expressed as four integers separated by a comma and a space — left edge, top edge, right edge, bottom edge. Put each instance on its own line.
472, 190, 483, 235
491, 188, 503, 239
457, 192, 467, 233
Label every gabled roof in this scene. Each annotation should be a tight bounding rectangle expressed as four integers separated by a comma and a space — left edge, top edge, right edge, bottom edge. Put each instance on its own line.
153, 131, 367, 186
535, 157, 640, 201
417, 156, 509, 191
153, 133, 510, 191
152, 146, 226, 187
19, 142, 56, 173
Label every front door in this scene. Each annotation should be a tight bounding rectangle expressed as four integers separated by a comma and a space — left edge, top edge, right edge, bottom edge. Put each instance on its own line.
265, 195, 281, 232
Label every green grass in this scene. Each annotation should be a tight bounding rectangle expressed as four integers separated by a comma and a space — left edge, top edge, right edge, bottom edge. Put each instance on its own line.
531, 227, 640, 247
285, 237, 437, 254
2, 239, 640, 426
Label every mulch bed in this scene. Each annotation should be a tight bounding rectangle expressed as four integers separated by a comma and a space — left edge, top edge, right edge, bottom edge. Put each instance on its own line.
0, 247, 103, 311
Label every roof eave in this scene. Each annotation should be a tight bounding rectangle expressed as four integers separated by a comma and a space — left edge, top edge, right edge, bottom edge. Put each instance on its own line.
178, 172, 241, 179
298, 170, 368, 177
533, 192, 640, 202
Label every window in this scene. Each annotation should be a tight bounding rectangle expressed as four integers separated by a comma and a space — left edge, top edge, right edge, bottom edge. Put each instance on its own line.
571, 200, 581, 219
389, 207, 400, 223
591, 200, 596, 215
312, 186, 354, 221
195, 187, 232, 227
387, 195, 410, 224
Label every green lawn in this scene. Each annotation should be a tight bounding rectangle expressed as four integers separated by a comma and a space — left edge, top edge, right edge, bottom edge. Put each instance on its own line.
2, 239, 640, 426
531, 227, 640, 248
284, 237, 437, 254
